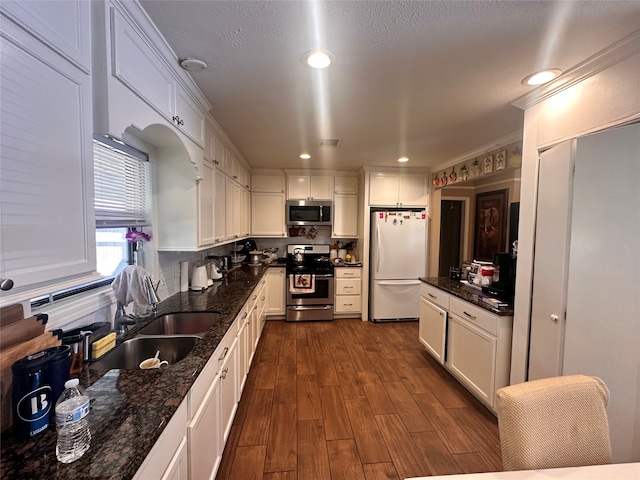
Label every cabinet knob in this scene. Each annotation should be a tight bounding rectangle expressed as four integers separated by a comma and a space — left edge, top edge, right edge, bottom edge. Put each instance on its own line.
550, 314, 559, 323
172, 115, 184, 126
0, 278, 14, 291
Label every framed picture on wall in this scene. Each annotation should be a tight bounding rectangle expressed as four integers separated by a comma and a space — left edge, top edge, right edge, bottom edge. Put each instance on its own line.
473, 189, 508, 261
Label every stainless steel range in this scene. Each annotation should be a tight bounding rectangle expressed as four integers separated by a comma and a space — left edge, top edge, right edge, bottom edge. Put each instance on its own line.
285, 244, 335, 322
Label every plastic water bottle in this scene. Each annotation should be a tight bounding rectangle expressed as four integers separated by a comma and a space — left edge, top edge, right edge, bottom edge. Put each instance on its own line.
55, 378, 91, 463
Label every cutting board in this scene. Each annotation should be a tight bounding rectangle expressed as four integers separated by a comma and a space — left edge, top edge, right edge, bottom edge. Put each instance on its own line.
0, 314, 47, 349
0, 303, 24, 328
0, 331, 62, 432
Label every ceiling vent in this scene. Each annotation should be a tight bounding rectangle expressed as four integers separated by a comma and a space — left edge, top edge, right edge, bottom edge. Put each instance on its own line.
319, 138, 341, 148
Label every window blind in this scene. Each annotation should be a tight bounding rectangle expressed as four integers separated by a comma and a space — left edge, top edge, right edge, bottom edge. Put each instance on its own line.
93, 135, 149, 227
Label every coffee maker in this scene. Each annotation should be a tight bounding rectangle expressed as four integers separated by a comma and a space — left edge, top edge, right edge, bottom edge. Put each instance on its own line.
483, 252, 516, 301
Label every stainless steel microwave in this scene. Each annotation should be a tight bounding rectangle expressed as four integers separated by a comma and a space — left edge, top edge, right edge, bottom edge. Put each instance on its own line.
286, 200, 332, 225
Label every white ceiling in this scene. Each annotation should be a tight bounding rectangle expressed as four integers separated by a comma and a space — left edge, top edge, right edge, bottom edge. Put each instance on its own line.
139, 0, 640, 171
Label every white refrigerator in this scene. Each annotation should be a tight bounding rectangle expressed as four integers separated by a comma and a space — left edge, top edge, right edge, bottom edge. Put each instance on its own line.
370, 210, 426, 322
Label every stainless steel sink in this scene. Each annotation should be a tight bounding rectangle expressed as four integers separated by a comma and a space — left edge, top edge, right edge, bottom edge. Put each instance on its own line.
137, 312, 221, 336
89, 335, 201, 370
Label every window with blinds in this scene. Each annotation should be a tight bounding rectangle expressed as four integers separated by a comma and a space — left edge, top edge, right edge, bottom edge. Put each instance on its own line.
93, 135, 149, 227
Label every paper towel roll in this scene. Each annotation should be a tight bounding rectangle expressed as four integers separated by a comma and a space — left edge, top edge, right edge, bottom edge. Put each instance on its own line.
180, 261, 189, 292
338, 249, 347, 260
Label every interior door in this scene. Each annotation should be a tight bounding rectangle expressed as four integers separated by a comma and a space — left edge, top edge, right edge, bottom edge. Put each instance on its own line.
438, 200, 463, 276
528, 140, 575, 381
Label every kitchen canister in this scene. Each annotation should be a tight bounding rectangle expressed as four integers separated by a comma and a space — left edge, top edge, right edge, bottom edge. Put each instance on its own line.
11, 350, 54, 439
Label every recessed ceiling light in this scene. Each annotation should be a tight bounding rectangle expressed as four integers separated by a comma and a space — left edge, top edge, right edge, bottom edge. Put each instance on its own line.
179, 58, 208, 71
300, 153, 311, 160
522, 69, 562, 86
305, 50, 333, 69
397, 157, 409, 163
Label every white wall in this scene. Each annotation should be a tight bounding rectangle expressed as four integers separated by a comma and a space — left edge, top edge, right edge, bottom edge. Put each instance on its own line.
512, 43, 640, 462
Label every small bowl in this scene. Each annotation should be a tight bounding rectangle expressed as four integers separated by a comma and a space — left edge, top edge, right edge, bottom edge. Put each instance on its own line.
231, 254, 246, 264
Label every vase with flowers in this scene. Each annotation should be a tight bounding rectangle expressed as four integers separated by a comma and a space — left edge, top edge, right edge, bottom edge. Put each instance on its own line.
126, 229, 151, 266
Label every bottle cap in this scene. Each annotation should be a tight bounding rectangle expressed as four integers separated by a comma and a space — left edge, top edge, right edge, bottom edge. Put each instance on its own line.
64, 378, 79, 388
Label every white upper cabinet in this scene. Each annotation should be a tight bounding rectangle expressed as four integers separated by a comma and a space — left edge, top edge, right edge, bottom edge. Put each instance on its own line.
334, 176, 359, 194
332, 194, 358, 238
368, 172, 427, 207
97, 2, 207, 148
252, 174, 285, 193
0, 8, 97, 305
0, 0, 91, 72
251, 192, 286, 237
287, 175, 333, 200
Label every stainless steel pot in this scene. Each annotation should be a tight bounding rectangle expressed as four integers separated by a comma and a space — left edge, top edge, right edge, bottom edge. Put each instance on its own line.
248, 251, 263, 265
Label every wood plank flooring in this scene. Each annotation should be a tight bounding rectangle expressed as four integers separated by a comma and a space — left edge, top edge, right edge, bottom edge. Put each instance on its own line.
216, 319, 502, 480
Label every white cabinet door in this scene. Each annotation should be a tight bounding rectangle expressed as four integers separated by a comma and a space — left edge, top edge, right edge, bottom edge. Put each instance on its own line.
399, 174, 428, 206
333, 194, 358, 237
0, 21, 97, 304
214, 168, 226, 243
111, 8, 175, 120
174, 85, 205, 147
198, 161, 215, 247
188, 371, 222, 480
447, 313, 497, 408
368, 172, 427, 206
334, 176, 358, 194
160, 436, 188, 480
0, 0, 91, 72
252, 175, 285, 193
220, 336, 238, 444
419, 297, 448, 365
309, 176, 333, 200
251, 192, 286, 237
528, 140, 575, 381
225, 177, 242, 240
213, 133, 226, 172
242, 188, 251, 237
266, 268, 286, 316
369, 173, 400, 206
287, 175, 333, 200
238, 315, 249, 392
134, 399, 188, 480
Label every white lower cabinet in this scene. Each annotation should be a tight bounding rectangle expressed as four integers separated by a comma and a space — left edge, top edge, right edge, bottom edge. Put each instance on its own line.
265, 267, 286, 317
188, 373, 222, 480
134, 399, 189, 480
448, 314, 497, 406
219, 336, 238, 445
418, 283, 512, 412
419, 296, 448, 365
334, 268, 362, 316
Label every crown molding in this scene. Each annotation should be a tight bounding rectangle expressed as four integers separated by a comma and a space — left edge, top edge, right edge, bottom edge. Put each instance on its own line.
431, 130, 522, 173
511, 30, 640, 110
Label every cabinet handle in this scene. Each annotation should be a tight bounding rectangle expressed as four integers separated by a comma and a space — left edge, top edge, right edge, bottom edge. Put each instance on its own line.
243, 312, 248, 319
219, 347, 229, 360
463, 311, 477, 320
344, 272, 354, 276
428, 293, 436, 299
344, 303, 353, 307
221, 368, 228, 379
261, 296, 266, 300
252, 295, 258, 300
0, 278, 14, 291
344, 286, 354, 289
172, 115, 184, 126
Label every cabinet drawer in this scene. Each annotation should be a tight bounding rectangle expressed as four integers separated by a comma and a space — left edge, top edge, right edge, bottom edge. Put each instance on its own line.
420, 283, 450, 310
336, 278, 361, 295
335, 295, 361, 313
335, 267, 361, 279
450, 297, 498, 336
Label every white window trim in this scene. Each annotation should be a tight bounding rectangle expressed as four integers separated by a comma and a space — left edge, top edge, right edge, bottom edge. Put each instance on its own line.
33, 285, 116, 331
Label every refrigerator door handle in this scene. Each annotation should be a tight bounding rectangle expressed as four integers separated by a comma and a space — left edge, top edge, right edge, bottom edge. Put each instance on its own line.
376, 224, 381, 273
377, 280, 422, 286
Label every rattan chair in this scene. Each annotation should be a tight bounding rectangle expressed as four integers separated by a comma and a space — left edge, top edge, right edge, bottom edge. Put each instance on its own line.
495, 374, 612, 471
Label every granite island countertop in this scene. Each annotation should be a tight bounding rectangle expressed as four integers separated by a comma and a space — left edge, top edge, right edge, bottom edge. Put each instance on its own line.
419, 277, 514, 316
0, 264, 269, 480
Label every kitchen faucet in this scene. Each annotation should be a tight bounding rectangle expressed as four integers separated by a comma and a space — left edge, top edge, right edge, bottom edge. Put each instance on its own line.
143, 275, 161, 313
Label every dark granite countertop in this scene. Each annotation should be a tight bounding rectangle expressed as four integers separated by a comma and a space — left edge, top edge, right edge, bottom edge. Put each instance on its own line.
0, 264, 268, 480
419, 277, 514, 316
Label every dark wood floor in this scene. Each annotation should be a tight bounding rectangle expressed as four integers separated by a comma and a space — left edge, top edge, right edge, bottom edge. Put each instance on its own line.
216, 318, 502, 480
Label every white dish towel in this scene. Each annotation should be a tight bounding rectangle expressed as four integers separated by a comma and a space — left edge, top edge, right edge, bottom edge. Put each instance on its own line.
289, 274, 315, 294
112, 265, 153, 308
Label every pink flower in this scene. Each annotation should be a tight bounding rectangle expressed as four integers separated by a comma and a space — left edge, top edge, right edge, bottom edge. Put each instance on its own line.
125, 230, 151, 243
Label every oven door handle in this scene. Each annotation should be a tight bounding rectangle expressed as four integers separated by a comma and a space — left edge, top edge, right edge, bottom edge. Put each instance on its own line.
287, 305, 333, 311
